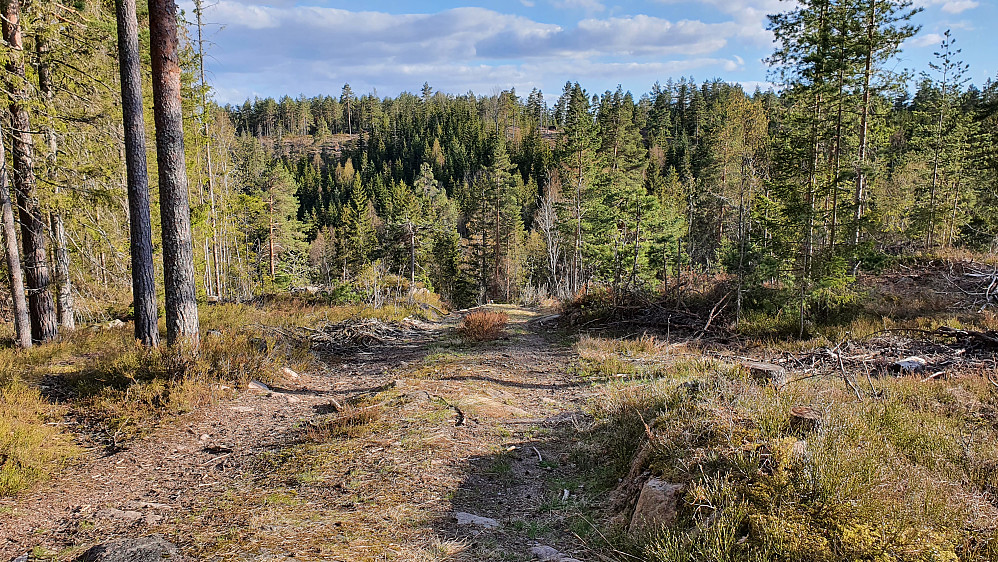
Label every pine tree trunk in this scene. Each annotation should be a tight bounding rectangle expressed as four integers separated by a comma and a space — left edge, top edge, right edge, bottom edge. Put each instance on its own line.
854, 0, 876, 248
269, 193, 276, 279
37, 31, 76, 331
149, 0, 199, 346
2, 0, 59, 344
117, 0, 160, 347
0, 122, 32, 349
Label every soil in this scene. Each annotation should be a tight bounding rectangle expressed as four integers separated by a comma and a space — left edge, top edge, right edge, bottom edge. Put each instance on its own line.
0, 307, 606, 561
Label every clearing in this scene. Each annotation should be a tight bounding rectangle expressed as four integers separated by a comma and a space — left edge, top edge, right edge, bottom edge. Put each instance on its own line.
1, 307, 604, 561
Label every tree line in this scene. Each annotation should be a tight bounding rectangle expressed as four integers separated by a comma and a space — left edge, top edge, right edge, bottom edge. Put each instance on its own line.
3, 0, 998, 345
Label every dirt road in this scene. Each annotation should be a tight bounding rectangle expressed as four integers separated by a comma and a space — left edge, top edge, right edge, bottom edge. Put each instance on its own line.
1, 307, 604, 561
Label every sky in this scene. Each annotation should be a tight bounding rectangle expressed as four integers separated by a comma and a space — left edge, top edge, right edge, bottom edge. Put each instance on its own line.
183, 0, 997, 105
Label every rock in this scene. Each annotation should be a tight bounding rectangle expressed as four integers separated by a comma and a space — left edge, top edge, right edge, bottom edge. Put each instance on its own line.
628, 478, 684, 536
247, 380, 270, 392
678, 380, 702, 396
281, 367, 300, 379
97, 508, 149, 525
890, 356, 927, 374
453, 511, 499, 529
530, 545, 583, 562
227, 406, 255, 413
12, 554, 29, 562
741, 361, 788, 386
75, 535, 183, 561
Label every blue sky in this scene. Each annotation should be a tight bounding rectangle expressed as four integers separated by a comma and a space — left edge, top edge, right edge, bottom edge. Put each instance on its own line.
184, 0, 996, 105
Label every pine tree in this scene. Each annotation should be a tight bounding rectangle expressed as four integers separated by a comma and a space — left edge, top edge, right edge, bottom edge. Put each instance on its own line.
1, 0, 59, 343
116, 0, 160, 347
150, 0, 199, 345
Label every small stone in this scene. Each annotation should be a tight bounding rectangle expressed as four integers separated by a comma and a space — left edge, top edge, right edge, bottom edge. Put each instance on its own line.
74, 535, 183, 561
281, 367, 300, 379
12, 554, 29, 562
228, 406, 255, 413
247, 380, 270, 392
453, 511, 499, 529
97, 508, 145, 524
530, 545, 582, 562
628, 478, 684, 536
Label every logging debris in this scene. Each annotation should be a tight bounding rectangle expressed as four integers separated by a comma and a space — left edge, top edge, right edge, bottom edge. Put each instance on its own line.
261, 317, 434, 354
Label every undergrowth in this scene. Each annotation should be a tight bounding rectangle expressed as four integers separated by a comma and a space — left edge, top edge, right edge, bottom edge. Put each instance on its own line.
574, 336, 998, 561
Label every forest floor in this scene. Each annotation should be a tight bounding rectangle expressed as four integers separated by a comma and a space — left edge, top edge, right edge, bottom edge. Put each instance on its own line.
0, 306, 610, 561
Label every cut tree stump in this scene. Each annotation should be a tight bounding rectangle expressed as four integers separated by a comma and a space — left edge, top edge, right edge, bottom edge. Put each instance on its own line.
790, 406, 822, 431
741, 361, 788, 386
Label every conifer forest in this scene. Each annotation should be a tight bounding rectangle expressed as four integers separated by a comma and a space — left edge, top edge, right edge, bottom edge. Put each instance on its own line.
4, 1, 998, 561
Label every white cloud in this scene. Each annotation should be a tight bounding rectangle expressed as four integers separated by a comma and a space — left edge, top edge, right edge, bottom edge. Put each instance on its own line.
910, 32, 944, 48
189, 2, 762, 103
918, 0, 980, 14
652, 0, 786, 45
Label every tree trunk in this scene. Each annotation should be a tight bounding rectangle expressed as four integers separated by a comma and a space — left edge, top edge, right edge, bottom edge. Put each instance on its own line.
2, 0, 59, 344
36, 30, 76, 330
0, 122, 32, 349
269, 193, 276, 279
117, 0, 160, 347
854, 0, 876, 248
150, 0, 199, 346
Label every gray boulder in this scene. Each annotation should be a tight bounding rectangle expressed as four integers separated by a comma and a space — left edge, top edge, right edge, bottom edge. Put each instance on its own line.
75, 535, 183, 562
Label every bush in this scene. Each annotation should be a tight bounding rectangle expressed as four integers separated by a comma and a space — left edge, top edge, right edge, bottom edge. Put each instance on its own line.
458, 310, 508, 342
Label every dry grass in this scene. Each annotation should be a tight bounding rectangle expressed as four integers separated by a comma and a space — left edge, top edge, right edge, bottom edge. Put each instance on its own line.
458, 310, 509, 342
577, 347, 998, 561
0, 298, 429, 498
574, 334, 696, 379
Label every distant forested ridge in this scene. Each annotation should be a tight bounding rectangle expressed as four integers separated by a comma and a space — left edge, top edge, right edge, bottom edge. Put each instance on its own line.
224, 56, 998, 315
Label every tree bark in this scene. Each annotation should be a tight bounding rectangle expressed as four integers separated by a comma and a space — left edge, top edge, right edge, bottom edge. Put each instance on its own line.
116, 0, 161, 347
854, 0, 876, 248
0, 122, 32, 349
2, 0, 59, 344
36, 28, 76, 330
149, 0, 199, 346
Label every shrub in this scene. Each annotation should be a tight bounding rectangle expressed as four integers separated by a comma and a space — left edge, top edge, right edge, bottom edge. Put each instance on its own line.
458, 310, 509, 342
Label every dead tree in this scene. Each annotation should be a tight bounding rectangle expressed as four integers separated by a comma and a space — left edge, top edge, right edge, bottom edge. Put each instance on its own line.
0, 122, 32, 348
2, 0, 59, 343
149, 0, 199, 345
116, 0, 160, 347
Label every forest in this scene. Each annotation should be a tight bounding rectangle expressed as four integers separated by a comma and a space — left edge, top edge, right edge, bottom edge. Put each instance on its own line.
1, 0, 997, 338
4, 0, 998, 560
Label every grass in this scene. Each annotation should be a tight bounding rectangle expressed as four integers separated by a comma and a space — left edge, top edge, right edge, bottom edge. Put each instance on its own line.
572, 342, 998, 561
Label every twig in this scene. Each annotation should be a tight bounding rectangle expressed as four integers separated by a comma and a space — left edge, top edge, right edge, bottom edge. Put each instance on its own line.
920, 371, 946, 383
532, 446, 543, 462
